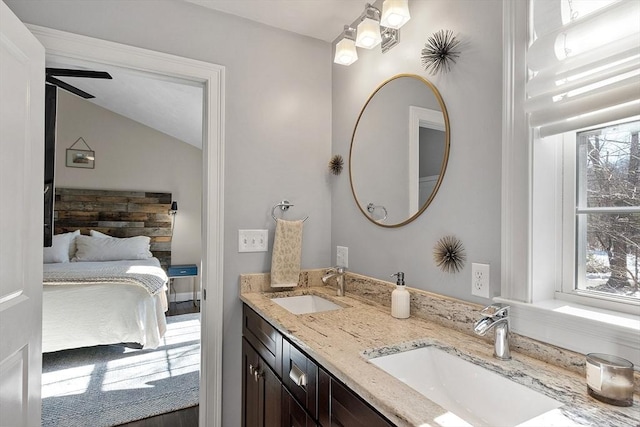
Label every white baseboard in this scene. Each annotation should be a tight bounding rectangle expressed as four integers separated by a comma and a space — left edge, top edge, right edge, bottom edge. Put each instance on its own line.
170, 291, 201, 303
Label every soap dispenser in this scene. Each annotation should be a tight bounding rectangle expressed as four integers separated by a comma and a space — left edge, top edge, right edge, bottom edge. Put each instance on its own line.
391, 272, 410, 319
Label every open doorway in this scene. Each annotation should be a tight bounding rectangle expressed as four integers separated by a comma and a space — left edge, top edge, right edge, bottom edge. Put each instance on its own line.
30, 25, 225, 427
41, 57, 204, 426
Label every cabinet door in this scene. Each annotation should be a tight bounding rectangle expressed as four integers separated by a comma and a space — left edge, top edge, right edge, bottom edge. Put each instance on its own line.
243, 338, 282, 427
263, 358, 282, 427
282, 387, 315, 427
243, 339, 261, 427
317, 368, 330, 427
330, 379, 394, 427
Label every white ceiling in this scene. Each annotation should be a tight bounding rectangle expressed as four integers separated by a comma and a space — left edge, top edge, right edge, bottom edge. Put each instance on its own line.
48, 57, 204, 149
183, 0, 366, 42
47, 1, 367, 149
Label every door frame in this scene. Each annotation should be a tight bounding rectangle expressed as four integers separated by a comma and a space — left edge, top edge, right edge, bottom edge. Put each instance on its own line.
27, 25, 225, 427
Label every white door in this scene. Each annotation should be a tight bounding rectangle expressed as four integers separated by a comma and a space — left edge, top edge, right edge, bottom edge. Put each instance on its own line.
0, 2, 45, 426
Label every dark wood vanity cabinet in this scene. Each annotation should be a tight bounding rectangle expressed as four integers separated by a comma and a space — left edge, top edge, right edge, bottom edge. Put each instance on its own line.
282, 338, 318, 420
243, 303, 283, 378
328, 376, 394, 427
282, 387, 316, 427
242, 305, 283, 427
242, 339, 282, 427
242, 304, 394, 427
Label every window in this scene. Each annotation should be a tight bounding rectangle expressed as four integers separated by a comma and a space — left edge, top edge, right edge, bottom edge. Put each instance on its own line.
499, 0, 640, 366
525, 0, 640, 309
573, 120, 640, 304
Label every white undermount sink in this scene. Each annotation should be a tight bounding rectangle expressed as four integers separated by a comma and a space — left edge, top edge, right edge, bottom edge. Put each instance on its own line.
271, 295, 342, 315
369, 346, 564, 427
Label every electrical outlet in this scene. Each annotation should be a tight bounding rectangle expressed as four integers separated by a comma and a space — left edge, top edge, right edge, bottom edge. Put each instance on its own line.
336, 246, 348, 268
238, 229, 268, 252
471, 263, 490, 298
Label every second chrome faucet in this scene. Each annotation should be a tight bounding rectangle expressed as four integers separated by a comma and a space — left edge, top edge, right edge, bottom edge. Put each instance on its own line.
473, 303, 511, 360
322, 266, 346, 296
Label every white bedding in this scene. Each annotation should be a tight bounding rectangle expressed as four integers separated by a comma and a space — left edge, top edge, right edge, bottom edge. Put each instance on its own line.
42, 259, 168, 353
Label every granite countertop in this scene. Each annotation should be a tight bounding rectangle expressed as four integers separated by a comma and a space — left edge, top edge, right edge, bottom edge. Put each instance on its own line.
239, 273, 639, 427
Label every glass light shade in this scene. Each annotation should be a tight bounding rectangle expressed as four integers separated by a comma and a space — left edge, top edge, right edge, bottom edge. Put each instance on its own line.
356, 17, 382, 49
381, 0, 411, 29
334, 38, 358, 66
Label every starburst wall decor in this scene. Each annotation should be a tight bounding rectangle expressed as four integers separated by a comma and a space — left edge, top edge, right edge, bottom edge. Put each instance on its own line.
433, 235, 466, 274
421, 29, 461, 75
328, 154, 344, 175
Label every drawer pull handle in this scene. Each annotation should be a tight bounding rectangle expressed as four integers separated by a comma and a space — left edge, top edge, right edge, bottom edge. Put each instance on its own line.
289, 364, 307, 387
249, 364, 255, 375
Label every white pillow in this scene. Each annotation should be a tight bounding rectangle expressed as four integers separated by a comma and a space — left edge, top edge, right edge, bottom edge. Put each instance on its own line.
67, 230, 82, 259
74, 235, 153, 262
90, 230, 110, 238
43, 230, 81, 263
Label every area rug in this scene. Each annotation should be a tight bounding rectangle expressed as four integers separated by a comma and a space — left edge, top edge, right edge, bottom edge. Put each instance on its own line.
42, 313, 200, 427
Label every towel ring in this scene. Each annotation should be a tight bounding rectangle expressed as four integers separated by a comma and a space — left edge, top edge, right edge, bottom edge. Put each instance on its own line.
271, 200, 309, 222
366, 203, 388, 222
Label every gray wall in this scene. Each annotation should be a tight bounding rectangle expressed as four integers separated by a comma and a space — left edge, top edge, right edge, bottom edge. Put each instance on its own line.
332, 0, 503, 302
6, 1, 332, 425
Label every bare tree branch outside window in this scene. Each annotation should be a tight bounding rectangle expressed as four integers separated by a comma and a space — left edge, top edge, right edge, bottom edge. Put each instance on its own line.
578, 120, 640, 300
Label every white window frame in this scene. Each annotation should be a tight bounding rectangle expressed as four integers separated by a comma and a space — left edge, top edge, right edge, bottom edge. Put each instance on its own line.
498, 0, 640, 367
559, 124, 640, 314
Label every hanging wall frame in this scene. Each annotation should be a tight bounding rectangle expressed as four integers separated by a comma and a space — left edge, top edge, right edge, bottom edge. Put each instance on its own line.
66, 137, 95, 169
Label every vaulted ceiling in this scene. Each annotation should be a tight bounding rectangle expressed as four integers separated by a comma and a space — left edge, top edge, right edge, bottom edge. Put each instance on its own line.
48, 1, 365, 149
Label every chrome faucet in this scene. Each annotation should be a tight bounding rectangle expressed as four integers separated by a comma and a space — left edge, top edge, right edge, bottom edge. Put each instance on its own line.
322, 266, 346, 296
473, 304, 511, 360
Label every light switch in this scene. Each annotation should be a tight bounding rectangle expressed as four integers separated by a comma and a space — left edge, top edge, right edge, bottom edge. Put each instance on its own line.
238, 229, 268, 252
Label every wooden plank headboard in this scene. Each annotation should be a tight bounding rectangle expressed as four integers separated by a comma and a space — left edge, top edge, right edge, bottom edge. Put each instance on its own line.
53, 188, 172, 269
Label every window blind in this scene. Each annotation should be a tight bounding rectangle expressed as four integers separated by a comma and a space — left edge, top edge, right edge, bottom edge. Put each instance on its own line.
526, 0, 640, 137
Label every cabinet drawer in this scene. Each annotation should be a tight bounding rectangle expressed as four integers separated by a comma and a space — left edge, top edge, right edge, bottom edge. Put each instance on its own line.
283, 339, 318, 420
330, 379, 394, 427
167, 264, 198, 277
243, 305, 282, 376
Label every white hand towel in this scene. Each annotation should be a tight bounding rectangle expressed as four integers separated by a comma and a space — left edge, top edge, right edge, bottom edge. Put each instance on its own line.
270, 219, 304, 287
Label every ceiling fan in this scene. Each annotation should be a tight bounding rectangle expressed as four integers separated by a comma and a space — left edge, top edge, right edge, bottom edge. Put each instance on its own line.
45, 67, 112, 99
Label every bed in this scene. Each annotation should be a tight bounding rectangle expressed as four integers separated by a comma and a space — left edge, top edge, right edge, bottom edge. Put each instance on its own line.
42, 188, 174, 353
43, 258, 168, 353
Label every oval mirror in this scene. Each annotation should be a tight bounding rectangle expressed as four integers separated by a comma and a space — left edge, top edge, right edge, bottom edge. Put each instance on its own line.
349, 74, 450, 227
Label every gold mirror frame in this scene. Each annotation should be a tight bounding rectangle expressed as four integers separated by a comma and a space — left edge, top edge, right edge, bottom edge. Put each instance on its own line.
349, 74, 450, 227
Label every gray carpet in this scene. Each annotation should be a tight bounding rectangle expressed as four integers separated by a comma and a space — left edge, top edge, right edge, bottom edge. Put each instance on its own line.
42, 313, 200, 427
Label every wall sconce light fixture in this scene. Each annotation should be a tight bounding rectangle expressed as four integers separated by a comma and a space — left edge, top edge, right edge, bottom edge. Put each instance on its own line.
356, 4, 382, 49
381, 0, 411, 29
334, 26, 358, 66
169, 201, 178, 216
334, 0, 411, 66
169, 201, 178, 230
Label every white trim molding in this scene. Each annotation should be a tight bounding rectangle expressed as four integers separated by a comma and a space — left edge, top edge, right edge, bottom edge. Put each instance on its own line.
408, 106, 445, 214
496, 297, 640, 366
501, 0, 532, 302
27, 25, 226, 427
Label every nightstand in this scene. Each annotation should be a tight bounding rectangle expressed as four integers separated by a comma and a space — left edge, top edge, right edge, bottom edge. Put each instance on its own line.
167, 264, 199, 306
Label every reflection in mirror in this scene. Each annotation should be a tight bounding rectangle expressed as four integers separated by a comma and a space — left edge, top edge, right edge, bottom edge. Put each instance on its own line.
349, 74, 450, 227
